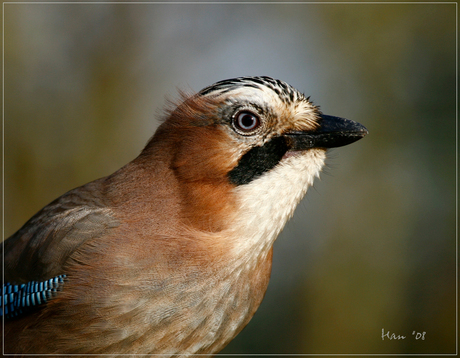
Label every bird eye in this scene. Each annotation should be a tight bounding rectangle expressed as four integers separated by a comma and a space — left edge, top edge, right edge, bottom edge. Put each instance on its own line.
233, 111, 261, 134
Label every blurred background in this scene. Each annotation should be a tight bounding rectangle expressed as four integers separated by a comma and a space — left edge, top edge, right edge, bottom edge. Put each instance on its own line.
3, 2, 456, 355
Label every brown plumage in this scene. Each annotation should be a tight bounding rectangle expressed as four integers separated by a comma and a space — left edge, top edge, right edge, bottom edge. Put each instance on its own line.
2, 76, 367, 356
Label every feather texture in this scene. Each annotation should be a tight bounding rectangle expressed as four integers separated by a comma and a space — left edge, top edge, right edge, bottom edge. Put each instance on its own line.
2, 76, 366, 356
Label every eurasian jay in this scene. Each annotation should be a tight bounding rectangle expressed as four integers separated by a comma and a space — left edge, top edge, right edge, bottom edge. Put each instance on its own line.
2, 76, 367, 356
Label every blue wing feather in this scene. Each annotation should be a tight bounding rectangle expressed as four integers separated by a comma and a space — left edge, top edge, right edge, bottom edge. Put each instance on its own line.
1, 274, 66, 319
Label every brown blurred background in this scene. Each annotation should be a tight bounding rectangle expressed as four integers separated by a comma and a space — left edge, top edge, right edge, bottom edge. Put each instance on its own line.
2, 2, 456, 355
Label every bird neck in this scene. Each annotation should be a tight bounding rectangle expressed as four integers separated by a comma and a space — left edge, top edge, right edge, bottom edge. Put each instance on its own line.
226, 149, 326, 262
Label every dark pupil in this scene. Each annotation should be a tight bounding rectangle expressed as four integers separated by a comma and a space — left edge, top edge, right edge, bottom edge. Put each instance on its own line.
240, 113, 256, 129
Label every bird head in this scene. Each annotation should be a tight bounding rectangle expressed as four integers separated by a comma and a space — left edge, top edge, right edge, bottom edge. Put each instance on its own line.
141, 76, 367, 248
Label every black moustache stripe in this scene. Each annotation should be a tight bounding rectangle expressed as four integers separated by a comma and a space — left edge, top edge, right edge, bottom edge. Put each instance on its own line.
228, 136, 289, 186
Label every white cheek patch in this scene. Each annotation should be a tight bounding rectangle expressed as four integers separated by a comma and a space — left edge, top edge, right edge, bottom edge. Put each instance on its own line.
229, 149, 326, 258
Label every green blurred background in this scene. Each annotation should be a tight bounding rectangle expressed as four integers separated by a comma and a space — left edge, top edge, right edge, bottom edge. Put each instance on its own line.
2, 2, 456, 355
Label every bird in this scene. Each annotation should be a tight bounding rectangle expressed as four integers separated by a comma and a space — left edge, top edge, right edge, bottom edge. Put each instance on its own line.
2, 76, 367, 356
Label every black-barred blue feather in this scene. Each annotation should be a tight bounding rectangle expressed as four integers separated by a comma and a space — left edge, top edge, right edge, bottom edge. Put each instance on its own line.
1, 275, 66, 319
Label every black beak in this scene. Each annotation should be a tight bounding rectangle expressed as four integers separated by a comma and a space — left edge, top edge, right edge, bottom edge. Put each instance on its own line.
286, 114, 368, 150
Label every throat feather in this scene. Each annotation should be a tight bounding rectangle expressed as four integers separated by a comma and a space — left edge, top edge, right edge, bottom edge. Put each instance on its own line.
229, 149, 326, 258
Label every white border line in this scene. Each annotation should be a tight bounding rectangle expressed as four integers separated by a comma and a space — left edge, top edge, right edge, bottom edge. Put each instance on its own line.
1, 1, 459, 4
2, 1, 458, 356
2, 1, 5, 356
